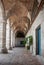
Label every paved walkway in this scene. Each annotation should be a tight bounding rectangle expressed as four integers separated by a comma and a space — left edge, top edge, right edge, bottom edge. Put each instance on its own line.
0, 48, 43, 65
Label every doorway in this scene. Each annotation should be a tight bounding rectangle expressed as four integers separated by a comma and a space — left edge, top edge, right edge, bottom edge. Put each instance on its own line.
36, 25, 41, 55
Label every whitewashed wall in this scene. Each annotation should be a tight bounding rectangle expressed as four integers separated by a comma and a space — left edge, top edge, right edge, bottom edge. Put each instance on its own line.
26, 8, 44, 56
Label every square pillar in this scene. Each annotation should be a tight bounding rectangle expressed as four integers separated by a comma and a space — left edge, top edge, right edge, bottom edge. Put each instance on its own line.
11, 30, 15, 48
0, 0, 8, 53
9, 22, 12, 50
13, 32, 15, 48
2, 22, 8, 53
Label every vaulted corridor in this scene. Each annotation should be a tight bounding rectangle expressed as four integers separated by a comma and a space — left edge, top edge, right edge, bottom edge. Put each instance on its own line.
0, 48, 42, 65
0, 0, 44, 65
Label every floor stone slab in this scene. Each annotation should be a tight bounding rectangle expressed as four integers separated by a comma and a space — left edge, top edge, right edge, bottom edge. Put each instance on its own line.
0, 48, 43, 65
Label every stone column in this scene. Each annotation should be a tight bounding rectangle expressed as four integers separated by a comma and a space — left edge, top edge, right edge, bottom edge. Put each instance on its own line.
11, 29, 13, 48
11, 30, 15, 48
0, 0, 8, 53
9, 22, 12, 50
2, 22, 8, 53
12, 31, 14, 48
11, 30, 13, 48
13, 32, 15, 47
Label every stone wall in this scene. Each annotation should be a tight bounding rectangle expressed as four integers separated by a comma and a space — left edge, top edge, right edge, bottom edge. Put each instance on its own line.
26, 8, 44, 56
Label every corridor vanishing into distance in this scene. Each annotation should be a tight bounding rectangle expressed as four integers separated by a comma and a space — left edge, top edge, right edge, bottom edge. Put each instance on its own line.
0, 48, 42, 65
0, 0, 44, 65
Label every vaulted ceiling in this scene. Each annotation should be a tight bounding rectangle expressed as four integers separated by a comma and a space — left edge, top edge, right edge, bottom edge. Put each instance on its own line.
2, 0, 43, 35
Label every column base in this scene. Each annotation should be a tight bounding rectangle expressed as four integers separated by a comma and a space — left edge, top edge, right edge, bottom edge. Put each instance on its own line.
9, 47, 12, 50
1, 47, 8, 53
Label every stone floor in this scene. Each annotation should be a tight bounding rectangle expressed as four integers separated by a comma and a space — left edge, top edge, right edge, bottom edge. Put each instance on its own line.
0, 47, 43, 65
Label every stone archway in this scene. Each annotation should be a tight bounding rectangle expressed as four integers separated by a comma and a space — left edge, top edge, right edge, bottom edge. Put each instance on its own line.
15, 31, 25, 47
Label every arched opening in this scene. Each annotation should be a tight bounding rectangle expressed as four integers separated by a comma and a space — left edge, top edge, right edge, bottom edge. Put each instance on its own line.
16, 31, 25, 38
15, 31, 25, 47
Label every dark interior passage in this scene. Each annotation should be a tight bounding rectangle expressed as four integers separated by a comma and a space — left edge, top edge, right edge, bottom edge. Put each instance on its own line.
15, 31, 25, 47
16, 31, 25, 38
